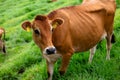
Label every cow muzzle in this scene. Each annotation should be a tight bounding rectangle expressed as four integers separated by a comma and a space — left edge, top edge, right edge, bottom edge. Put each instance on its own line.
43, 46, 56, 55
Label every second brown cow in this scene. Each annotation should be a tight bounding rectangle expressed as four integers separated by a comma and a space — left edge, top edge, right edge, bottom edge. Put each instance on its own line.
0, 27, 6, 54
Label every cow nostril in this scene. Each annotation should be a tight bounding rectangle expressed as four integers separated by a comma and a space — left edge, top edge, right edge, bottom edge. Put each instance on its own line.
46, 48, 56, 55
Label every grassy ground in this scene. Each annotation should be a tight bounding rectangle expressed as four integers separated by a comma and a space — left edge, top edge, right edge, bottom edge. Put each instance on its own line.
0, 0, 120, 80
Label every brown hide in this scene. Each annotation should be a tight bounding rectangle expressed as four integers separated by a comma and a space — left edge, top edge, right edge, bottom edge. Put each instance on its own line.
48, 0, 116, 53
82, 0, 116, 34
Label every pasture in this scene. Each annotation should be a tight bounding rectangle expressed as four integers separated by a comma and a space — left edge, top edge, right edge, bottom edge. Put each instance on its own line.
0, 0, 120, 80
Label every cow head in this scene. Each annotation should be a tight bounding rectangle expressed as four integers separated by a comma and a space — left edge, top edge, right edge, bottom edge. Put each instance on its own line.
21, 15, 63, 56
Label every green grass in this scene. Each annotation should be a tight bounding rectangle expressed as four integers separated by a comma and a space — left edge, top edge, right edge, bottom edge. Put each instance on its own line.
0, 0, 120, 80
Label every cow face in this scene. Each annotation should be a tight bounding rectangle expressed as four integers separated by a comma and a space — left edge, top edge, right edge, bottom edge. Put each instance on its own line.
21, 15, 56, 55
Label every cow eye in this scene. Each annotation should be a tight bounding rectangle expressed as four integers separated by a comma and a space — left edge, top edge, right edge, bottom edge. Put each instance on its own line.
34, 29, 40, 35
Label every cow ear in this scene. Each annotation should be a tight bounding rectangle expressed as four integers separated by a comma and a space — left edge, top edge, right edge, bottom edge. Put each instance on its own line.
21, 21, 32, 32
51, 18, 63, 29
0, 28, 4, 34
35, 15, 47, 21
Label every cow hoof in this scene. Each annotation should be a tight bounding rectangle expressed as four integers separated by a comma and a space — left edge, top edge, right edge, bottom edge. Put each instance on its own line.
59, 71, 65, 75
106, 57, 110, 60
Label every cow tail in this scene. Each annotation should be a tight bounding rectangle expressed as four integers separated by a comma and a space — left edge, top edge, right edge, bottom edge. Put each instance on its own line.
111, 33, 116, 43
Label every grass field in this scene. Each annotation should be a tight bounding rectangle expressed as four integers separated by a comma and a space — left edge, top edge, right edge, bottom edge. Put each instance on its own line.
0, 0, 120, 80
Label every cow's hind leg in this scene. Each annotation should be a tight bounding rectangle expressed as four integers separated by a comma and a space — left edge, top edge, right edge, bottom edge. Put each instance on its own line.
88, 45, 97, 63
106, 34, 112, 60
106, 33, 116, 60
3, 43, 6, 54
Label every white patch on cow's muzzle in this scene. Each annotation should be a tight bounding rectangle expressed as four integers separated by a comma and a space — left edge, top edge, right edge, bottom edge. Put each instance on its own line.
43, 46, 61, 63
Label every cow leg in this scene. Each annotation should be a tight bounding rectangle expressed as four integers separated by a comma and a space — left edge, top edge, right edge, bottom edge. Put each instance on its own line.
3, 44, 6, 54
59, 53, 72, 75
47, 60, 55, 80
89, 45, 97, 63
106, 34, 112, 60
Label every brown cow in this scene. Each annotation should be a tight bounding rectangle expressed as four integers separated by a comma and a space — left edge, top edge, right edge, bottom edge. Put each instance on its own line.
21, 0, 116, 80
0, 27, 6, 54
